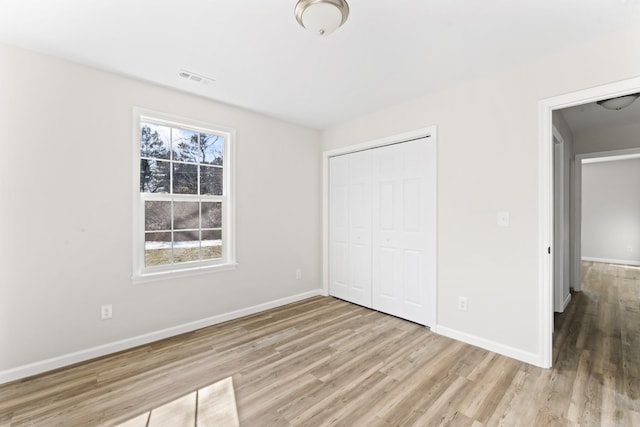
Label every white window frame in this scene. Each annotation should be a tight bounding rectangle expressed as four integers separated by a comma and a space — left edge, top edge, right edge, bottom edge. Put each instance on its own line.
132, 107, 236, 283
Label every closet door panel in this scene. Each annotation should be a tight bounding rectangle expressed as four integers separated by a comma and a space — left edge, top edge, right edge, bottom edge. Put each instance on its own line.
378, 247, 397, 298
403, 249, 422, 305
372, 138, 435, 326
346, 150, 372, 306
379, 182, 395, 229
403, 179, 421, 231
329, 150, 372, 308
329, 155, 350, 300
372, 145, 403, 317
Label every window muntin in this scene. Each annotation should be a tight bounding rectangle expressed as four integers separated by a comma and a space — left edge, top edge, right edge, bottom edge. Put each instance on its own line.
134, 112, 233, 279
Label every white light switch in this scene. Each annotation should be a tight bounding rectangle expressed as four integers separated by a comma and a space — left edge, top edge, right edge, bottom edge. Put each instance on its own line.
497, 211, 510, 227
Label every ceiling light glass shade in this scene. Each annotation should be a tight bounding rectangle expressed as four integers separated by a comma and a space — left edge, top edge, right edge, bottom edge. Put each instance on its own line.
295, 0, 349, 36
597, 94, 639, 111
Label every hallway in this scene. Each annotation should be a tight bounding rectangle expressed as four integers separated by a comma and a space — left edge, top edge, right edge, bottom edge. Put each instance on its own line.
553, 261, 640, 424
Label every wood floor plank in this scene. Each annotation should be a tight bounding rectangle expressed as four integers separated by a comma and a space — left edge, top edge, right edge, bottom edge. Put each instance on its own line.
112, 411, 149, 427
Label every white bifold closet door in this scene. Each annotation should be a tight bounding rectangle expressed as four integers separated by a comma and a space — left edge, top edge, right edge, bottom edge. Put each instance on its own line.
329, 150, 373, 307
329, 137, 436, 327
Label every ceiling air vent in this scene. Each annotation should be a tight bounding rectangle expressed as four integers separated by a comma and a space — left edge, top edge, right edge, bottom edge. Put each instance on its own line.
178, 69, 214, 86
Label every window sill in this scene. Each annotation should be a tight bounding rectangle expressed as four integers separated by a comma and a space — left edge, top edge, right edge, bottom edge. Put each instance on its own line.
131, 262, 238, 285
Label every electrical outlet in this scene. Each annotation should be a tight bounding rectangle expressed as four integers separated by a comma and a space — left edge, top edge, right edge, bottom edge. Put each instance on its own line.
296, 269, 302, 280
101, 304, 113, 320
458, 297, 468, 312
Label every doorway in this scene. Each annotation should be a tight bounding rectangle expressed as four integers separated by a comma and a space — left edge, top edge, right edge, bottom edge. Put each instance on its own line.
539, 76, 640, 368
575, 151, 640, 268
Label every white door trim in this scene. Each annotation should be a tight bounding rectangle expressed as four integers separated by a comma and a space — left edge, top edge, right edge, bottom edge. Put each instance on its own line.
538, 76, 640, 368
322, 126, 437, 316
552, 125, 565, 313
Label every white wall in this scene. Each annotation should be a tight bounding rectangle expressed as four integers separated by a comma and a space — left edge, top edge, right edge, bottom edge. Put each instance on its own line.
582, 158, 640, 265
322, 25, 640, 363
0, 42, 322, 378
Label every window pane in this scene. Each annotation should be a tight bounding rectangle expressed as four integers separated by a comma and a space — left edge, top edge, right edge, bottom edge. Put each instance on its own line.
202, 229, 222, 240
202, 246, 222, 260
140, 122, 170, 159
172, 128, 199, 163
173, 231, 200, 263
201, 166, 223, 195
202, 202, 222, 228
202, 230, 222, 260
173, 163, 198, 194
174, 201, 199, 230
174, 229, 199, 241
145, 201, 171, 231
200, 133, 224, 165
141, 159, 170, 193
145, 232, 172, 266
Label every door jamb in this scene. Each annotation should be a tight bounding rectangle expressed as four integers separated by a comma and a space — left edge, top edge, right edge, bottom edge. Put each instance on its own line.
552, 126, 566, 313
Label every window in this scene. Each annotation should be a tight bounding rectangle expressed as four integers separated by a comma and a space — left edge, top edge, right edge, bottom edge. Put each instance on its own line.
133, 109, 235, 280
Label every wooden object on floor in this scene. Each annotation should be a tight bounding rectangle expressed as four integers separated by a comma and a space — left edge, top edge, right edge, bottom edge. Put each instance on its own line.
1, 261, 639, 425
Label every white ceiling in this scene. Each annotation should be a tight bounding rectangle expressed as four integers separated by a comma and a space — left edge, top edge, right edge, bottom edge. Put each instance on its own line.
0, 0, 639, 129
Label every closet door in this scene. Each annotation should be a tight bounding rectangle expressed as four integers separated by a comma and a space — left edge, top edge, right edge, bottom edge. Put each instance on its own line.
329, 150, 372, 307
372, 138, 436, 326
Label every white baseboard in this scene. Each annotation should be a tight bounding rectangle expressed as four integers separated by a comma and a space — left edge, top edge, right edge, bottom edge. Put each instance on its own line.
563, 293, 572, 311
432, 325, 543, 368
582, 256, 640, 266
0, 289, 323, 385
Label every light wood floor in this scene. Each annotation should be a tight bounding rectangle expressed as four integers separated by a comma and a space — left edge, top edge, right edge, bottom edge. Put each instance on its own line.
1, 261, 639, 426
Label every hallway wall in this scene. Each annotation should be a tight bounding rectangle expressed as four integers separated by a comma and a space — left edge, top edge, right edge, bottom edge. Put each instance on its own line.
582, 158, 640, 265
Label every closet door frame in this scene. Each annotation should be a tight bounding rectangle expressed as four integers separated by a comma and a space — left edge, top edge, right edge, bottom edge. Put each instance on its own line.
322, 126, 437, 326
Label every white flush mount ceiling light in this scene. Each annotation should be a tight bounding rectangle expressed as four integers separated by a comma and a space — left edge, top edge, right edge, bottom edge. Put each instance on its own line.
295, 0, 349, 36
596, 94, 640, 111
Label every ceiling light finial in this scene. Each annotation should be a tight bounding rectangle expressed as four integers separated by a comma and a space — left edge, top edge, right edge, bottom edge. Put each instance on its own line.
596, 94, 640, 111
295, 0, 349, 36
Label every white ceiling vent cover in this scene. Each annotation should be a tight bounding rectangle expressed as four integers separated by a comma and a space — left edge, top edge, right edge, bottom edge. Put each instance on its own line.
178, 69, 215, 86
